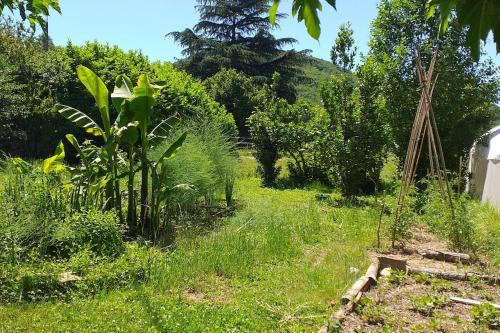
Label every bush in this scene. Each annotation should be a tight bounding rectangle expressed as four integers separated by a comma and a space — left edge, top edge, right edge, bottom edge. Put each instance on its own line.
152, 63, 237, 138
204, 68, 258, 138
249, 95, 329, 186
421, 181, 476, 252
320, 64, 390, 197
50, 209, 125, 259
0, 20, 236, 158
247, 91, 284, 187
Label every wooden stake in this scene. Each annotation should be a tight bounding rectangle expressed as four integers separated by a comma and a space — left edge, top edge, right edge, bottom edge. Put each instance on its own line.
450, 296, 500, 310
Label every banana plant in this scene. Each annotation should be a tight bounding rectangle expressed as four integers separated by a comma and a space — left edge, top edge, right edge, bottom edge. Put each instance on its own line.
112, 73, 187, 233
44, 66, 188, 238
44, 65, 122, 219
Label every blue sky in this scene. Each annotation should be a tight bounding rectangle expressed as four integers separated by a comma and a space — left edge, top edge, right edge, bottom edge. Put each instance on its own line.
46, 0, 498, 65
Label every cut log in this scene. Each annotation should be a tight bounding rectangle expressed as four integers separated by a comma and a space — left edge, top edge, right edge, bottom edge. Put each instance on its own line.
366, 261, 380, 285
341, 276, 370, 304
450, 296, 500, 310
378, 255, 407, 271
407, 267, 500, 285
419, 249, 470, 264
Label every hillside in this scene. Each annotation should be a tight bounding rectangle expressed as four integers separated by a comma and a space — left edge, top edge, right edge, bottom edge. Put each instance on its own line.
296, 57, 340, 104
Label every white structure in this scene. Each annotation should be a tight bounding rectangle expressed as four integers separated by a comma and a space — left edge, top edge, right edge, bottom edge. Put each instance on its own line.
467, 125, 500, 209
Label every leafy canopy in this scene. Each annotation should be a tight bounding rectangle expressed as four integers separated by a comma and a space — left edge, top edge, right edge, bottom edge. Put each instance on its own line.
427, 0, 500, 61
0, 0, 61, 29
270, 0, 336, 39
269, 0, 500, 61
330, 21, 357, 71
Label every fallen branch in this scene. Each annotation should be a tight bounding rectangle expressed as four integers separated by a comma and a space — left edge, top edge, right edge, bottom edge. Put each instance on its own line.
317, 293, 362, 333
341, 276, 370, 305
366, 261, 380, 284
450, 296, 500, 310
318, 260, 381, 332
419, 249, 470, 264
407, 267, 500, 285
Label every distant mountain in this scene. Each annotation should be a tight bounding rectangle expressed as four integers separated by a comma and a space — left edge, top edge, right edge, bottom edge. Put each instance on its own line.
296, 57, 340, 104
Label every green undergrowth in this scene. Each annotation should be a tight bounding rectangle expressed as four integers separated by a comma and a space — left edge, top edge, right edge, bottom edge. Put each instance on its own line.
0, 153, 379, 332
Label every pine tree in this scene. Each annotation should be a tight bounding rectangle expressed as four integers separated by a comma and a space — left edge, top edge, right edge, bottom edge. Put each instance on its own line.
169, 0, 309, 90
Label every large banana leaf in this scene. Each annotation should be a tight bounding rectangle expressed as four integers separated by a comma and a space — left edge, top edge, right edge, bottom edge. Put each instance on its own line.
42, 140, 66, 174
111, 74, 134, 113
77, 65, 111, 135
156, 131, 188, 169
56, 104, 104, 137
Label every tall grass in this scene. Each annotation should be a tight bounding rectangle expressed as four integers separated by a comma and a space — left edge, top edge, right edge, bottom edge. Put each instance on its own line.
150, 119, 236, 218
0, 154, 380, 332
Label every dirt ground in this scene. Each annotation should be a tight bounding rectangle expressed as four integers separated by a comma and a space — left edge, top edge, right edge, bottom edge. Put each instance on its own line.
338, 226, 500, 333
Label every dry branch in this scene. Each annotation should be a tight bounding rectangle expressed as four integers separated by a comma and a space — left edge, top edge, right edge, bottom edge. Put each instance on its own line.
450, 296, 500, 310
341, 276, 370, 305
419, 249, 470, 264
407, 267, 500, 285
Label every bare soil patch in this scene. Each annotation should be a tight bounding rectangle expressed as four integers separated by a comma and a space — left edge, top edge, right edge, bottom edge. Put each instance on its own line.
338, 226, 499, 333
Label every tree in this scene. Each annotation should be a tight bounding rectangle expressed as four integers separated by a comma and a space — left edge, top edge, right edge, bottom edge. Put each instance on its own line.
330, 22, 357, 71
368, 0, 499, 173
320, 63, 390, 197
204, 69, 258, 138
169, 0, 309, 94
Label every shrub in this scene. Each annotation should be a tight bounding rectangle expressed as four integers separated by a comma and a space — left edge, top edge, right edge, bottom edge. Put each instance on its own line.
50, 209, 125, 259
421, 181, 476, 252
471, 303, 500, 329
247, 95, 283, 187
152, 62, 237, 138
204, 68, 258, 138
320, 64, 390, 197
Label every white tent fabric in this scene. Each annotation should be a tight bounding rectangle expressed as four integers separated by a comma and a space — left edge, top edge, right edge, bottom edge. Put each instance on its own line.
467, 126, 500, 210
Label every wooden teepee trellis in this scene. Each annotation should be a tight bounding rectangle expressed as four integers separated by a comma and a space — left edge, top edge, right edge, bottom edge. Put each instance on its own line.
393, 50, 455, 247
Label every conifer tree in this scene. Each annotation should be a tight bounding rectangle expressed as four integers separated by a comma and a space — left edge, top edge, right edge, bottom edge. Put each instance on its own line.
169, 0, 309, 88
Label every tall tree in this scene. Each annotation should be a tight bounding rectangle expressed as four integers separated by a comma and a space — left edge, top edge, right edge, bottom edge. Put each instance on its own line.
368, 0, 499, 172
169, 0, 309, 87
330, 22, 357, 71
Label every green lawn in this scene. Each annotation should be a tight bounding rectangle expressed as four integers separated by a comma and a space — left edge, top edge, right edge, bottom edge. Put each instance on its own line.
0, 154, 381, 332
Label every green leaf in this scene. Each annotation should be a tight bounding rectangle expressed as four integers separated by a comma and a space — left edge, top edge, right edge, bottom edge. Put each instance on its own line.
134, 74, 156, 98
157, 131, 187, 164
300, 0, 322, 40
129, 95, 155, 128
324, 0, 336, 9
116, 121, 139, 145
270, 0, 280, 26
112, 74, 134, 101
77, 65, 110, 134
42, 140, 66, 174
65, 134, 84, 158
56, 104, 104, 137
